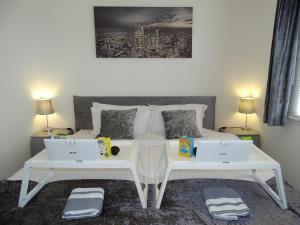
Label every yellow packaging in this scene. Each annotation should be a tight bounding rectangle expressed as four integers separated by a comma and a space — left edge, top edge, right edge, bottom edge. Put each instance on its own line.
179, 136, 194, 158
96, 137, 111, 158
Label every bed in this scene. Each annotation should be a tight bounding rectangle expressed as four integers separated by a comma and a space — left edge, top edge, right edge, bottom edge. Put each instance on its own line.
9, 95, 273, 183
3, 96, 300, 224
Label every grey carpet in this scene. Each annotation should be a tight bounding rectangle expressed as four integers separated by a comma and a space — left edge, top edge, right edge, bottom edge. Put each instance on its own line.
1, 178, 300, 225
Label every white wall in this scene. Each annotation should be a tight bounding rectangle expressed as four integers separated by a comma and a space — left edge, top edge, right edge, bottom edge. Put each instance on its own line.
261, 121, 300, 191
0, 0, 38, 178
33, 0, 277, 132
1, 0, 281, 182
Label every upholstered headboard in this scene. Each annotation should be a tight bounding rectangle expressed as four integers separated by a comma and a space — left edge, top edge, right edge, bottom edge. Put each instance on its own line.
73, 96, 216, 131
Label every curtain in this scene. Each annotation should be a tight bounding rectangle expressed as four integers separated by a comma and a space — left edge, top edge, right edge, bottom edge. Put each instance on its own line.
264, 0, 300, 126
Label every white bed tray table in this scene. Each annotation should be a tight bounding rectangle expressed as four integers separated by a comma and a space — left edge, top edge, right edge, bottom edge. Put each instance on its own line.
155, 140, 287, 210
18, 140, 148, 209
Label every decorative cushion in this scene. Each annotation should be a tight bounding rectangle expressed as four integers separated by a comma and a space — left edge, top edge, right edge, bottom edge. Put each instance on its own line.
99, 109, 137, 139
161, 110, 202, 139
91, 103, 150, 138
148, 104, 207, 137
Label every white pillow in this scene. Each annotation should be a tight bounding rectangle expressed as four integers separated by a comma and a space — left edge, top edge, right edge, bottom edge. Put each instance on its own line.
148, 104, 208, 137
91, 107, 101, 136
91, 102, 151, 138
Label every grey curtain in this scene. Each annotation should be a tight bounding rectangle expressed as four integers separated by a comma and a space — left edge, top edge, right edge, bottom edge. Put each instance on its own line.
264, 0, 300, 126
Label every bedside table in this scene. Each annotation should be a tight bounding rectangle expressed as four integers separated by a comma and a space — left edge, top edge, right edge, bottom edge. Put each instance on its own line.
219, 127, 260, 147
30, 128, 74, 156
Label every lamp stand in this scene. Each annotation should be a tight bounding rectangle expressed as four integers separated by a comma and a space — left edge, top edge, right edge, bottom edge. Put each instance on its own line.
43, 114, 53, 133
241, 113, 251, 132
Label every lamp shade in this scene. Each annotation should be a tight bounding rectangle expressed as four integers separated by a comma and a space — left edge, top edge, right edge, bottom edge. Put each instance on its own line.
36, 99, 54, 115
238, 97, 255, 114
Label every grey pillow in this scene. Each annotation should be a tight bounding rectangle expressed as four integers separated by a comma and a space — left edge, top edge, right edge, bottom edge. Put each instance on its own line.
161, 110, 202, 139
100, 109, 137, 139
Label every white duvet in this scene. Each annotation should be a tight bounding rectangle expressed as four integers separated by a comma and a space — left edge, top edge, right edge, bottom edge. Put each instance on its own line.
8, 129, 273, 183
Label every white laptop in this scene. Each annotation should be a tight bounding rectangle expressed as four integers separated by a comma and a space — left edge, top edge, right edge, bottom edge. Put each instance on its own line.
44, 139, 101, 161
195, 139, 253, 162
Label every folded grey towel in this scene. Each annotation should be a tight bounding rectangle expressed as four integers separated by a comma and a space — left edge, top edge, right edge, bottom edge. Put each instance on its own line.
203, 188, 250, 221
62, 187, 104, 220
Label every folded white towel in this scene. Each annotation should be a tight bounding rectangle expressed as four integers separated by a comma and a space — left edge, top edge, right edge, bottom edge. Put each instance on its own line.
203, 188, 250, 221
62, 187, 104, 220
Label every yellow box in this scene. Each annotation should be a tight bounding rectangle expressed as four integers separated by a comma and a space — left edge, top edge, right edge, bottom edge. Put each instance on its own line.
179, 136, 194, 158
96, 137, 111, 158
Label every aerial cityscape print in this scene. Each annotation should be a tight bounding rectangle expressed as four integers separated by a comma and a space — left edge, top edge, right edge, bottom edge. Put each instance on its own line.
94, 7, 193, 58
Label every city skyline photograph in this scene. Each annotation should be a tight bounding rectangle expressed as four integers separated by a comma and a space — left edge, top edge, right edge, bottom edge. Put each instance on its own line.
94, 7, 193, 58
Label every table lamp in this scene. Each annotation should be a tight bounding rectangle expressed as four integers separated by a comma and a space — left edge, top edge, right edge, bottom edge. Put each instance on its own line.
238, 97, 255, 132
37, 99, 54, 132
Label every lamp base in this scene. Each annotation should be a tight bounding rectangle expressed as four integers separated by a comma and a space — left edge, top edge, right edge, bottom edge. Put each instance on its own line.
43, 127, 53, 132
240, 127, 251, 132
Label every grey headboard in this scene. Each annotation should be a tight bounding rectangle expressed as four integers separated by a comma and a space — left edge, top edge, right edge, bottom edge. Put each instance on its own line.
73, 96, 216, 132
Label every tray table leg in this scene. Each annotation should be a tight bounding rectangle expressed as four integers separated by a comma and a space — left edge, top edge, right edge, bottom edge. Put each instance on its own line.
155, 149, 165, 201
18, 167, 54, 208
18, 166, 32, 207
252, 168, 287, 209
155, 167, 171, 209
130, 166, 147, 209
273, 167, 287, 209
155, 142, 169, 204
140, 151, 149, 208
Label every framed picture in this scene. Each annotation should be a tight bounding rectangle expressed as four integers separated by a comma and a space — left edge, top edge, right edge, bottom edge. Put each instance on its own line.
94, 7, 193, 58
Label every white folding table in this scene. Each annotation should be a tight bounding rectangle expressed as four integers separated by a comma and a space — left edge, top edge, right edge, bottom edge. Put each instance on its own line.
18, 140, 148, 209
155, 140, 287, 209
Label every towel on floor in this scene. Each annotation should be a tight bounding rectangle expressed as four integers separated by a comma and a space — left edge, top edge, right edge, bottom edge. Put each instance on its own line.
203, 188, 250, 221
62, 187, 104, 219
